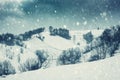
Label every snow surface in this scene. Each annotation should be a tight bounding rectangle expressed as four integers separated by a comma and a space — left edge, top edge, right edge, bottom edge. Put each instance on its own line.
0, 29, 108, 79
0, 54, 120, 80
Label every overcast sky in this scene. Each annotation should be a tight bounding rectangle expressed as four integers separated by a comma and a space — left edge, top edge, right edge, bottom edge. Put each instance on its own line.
0, 0, 120, 34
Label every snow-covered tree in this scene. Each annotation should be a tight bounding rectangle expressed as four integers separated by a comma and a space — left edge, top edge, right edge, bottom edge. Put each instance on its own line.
83, 31, 93, 44
0, 60, 15, 76
58, 47, 81, 65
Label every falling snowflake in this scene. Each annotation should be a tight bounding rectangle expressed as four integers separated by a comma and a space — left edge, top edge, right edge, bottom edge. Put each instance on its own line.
54, 10, 57, 13
100, 12, 107, 18
63, 25, 67, 28
83, 21, 87, 26
105, 17, 108, 21
76, 22, 80, 26
37, 19, 40, 22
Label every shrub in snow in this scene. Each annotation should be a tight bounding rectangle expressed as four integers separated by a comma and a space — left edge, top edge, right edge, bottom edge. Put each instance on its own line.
19, 57, 41, 72
35, 50, 49, 64
19, 50, 49, 72
100, 25, 120, 57
58, 47, 81, 65
0, 63, 2, 76
37, 35, 45, 41
89, 55, 99, 62
0, 60, 15, 76
90, 41, 108, 60
0, 33, 15, 46
83, 31, 93, 44
87, 25, 120, 60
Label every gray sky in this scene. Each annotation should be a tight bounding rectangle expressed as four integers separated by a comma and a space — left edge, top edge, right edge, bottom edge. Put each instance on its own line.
0, 0, 120, 34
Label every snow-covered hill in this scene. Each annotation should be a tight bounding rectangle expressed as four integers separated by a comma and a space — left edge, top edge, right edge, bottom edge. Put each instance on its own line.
1, 53, 120, 80
1, 29, 115, 79
0, 29, 104, 70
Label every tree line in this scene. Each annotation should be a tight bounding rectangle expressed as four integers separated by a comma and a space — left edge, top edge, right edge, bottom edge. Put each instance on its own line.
0, 27, 45, 46
49, 26, 71, 39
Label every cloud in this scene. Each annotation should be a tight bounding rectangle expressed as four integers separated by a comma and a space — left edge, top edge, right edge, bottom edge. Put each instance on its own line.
0, 0, 120, 34
19, 0, 120, 17
0, 0, 23, 3
0, 0, 119, 18
0, 0, 24, 20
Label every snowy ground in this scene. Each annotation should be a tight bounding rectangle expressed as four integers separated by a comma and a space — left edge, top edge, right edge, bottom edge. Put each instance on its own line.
2, 29, 118, 80
0, 54, 120, 80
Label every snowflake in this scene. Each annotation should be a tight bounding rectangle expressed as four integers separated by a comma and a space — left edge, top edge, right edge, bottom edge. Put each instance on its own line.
35, 5, 38, 8
18, 21, 21, 24
83, 21, 87, 26
54, 10, 57, 13
37, 19, 40, 22
105, 17, 108, 21
76, 22, 80, 26
63, 25, 67, 28
82, 17, 86, 20
22, 24, 25, 27
100, 12, 107, 18
118, 21, 120, 24
92, 19, 95, 22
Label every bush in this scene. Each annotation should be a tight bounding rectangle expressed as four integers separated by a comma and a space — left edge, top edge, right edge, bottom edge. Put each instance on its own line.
89, 55, 99, 62
19, 50, 49, 72
99, 25, 120, 57
37, 35, 45, 41
100, 26, 120, 46
35, 50, 49, 64
0, 33, 15, 46
83, 32, 93, 44
58, 47, 81, 65
0, 60, 16, 76
19, 57, 41, 72
0, 63, 2, 76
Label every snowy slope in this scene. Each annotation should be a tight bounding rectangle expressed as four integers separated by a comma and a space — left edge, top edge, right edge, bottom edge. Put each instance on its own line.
23, 32, 75, 67
23, 30, 103, 61
24, 32, 74, 52
70, 30, 103, 49
1, 54, 120, 80
0, 31, 75, 71
0, 30, 104, 70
